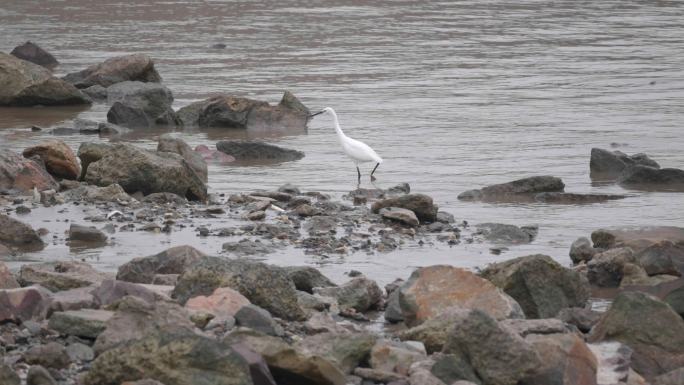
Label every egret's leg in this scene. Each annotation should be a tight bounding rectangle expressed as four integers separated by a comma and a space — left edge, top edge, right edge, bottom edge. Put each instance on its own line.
370, 163, 380, 181
356, 166, 361, 184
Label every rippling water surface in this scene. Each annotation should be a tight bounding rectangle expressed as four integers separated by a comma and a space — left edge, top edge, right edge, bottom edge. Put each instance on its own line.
1, 0, 683, 284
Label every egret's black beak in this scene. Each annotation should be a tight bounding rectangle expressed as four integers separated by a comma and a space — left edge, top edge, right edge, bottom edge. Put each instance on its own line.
308, 110, 325, 118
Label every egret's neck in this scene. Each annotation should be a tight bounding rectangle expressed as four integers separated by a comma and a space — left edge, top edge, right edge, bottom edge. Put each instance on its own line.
330, 111, 345, 138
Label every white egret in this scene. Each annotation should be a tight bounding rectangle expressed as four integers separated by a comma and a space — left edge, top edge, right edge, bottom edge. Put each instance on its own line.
309, 107, 383, 183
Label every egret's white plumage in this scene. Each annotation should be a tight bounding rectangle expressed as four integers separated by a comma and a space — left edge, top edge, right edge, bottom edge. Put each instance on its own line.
309, 107, 383, 182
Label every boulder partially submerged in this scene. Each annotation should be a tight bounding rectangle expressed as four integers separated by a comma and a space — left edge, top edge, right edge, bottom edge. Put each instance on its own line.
63, 53, 162, 88
177, 91, 309, 130
618, 165, 684, 192
10, 41, 59, 68
106, 81, 180, 128
458, 176, 564, 202
590, 148, 660, 181
0, 52, 89, 106
216, 141, 304, 164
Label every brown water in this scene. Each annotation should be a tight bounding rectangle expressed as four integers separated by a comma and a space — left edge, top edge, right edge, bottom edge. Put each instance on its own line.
1, 0, 683, 284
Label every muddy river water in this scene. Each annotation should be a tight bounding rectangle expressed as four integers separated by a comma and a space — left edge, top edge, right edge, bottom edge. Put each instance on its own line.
1, 0, 683, 285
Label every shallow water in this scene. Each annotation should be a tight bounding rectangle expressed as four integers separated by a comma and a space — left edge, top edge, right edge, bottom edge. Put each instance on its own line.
1, 0, 683, 284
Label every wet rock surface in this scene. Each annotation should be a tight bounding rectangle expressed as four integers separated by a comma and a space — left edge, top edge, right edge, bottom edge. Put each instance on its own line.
10, 41, 59, 68
590, 148, 660, 181
458, 176, 565, 202
63, 53, 162, 88
82, 142, 208, 201
106, 81, 180, 128
216, 141, 305, 163
0, 52, 90, 106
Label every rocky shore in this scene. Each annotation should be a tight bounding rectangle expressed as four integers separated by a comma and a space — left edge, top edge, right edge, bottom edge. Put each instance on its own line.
1, 45, 684, 385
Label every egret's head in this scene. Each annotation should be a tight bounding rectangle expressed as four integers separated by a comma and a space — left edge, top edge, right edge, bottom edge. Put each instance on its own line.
308, 107, 334, 118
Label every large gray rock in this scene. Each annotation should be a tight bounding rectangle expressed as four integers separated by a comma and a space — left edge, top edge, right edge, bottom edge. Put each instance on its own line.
635, 241, 684, 276
173, 256, 306, 321
77, 142, 113, 179
94, 296, 195, 354
157, 134, 208, 182
48, 309, 113, 338
216, 141, 305, 163
19, 261, 111, 292
63, 54, 162, 88
586, 248, 636, 287
224, 329, 347, 385
106, 81, 180, 128
371, 194, 438, 223
0, 149, 59, 194
284, 266, 336, 293
83, 143, 208, 201
0, 214, 44, 251
296, 332, 377, 374
178, 91, 309, 130
10, 41, 58, 68
588, 291, 684, 380
85, 328, 253, 385
590, 148, 660, 180
480, 254, 591, 318
458, 176, 565, 202
23, 342, 70, 369
314, 277, 383, 312
117, 245, 206, 284
433, 309, 541, 385
619, 165, 684, 192
0, 52, 89, 106
569, 237, 597, 264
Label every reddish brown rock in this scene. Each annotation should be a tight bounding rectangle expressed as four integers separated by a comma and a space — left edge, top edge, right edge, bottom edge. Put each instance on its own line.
0, 149, 58, 193
185, 287, 250, 321
524, 333, 598, 385
398, 265, 523, 326
0, 262, 19, 289
23, 140, 80, 180
0, 285, 53, 323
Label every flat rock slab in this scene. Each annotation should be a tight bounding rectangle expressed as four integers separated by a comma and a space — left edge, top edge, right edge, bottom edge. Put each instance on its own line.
48, 309, 113, 338
592, 226, 684, 252
533, 192, 627, 204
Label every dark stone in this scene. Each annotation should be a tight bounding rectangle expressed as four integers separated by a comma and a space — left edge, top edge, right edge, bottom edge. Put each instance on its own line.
117, 245, 206, 284
106, 81, 180, 128
533, 192, 627, 204
588, 291, 684, 380
234, 304, 282, 336
590, 148, 660, 181
26, 365, 57, 385
619, 166, 684, 192
284, 266, 336, 293
480, 254, 590, 318
69, 224, 107, 244
23, 342, 70, 369
10, 41, 58, 68
216, 141, 304, 163
0, 214, 44, 251
0, 53, 89, 106
458, 176, 565, 202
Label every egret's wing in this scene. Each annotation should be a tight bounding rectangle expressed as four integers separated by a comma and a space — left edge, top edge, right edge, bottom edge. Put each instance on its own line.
342, 136, 383, 163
